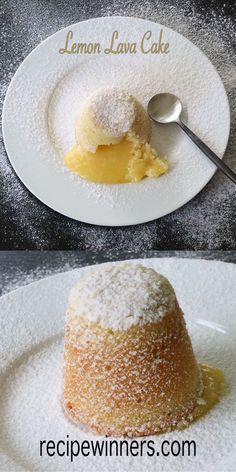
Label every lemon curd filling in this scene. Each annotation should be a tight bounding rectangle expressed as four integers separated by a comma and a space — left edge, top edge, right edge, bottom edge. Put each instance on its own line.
65, 132, 168, 184
191, 364, 226, 423
64, 87, 168, 184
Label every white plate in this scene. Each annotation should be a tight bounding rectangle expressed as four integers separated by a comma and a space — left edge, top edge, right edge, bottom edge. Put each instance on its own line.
0, 258, 236, 472
2, 17, 230, 226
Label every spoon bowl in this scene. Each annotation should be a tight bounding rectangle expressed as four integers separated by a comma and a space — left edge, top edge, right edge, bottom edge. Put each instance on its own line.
148, 93, 182, 124
147, 92, 236, 184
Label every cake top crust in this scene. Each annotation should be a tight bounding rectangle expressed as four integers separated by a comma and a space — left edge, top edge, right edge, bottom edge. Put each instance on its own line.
87, 87, 135, 137
68, 264, 176, 330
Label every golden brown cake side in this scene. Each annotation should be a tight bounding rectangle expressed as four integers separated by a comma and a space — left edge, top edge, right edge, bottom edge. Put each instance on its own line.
62, 300, 201, 437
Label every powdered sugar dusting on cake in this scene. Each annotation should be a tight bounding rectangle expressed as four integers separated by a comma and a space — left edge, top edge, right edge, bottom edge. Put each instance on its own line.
1, 258, 236, 469
89, 87, 135, 136
68, 264, 176, 330
1, 6, 235, 249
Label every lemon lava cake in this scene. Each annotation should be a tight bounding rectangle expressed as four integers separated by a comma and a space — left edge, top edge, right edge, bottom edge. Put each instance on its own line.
64, 87, 168, 183
75, 87, 151, 153
62, 264, 202, 437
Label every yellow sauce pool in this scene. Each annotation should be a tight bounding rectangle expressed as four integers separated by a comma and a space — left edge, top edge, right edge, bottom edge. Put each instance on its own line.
64, 135, 168, 184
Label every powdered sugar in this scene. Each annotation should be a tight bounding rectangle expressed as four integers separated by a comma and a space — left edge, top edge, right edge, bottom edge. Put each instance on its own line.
0, 1, 235, 248
68, 264, 176, 329
0, 258, 236, 471
74, 87, 152, 154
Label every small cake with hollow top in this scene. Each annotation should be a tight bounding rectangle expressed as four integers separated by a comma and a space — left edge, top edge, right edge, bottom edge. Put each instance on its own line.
62, 263, 202, 437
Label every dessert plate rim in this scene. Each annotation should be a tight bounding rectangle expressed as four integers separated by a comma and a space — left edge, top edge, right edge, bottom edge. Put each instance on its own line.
2, 16, 230, 226
0, 257, 236, 471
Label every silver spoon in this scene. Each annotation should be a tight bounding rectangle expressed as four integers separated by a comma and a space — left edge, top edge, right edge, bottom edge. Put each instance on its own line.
148, 93, 236, 184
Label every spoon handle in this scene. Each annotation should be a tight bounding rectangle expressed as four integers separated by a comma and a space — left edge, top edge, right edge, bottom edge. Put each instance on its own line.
178, 121, 236, 184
